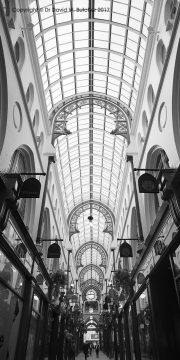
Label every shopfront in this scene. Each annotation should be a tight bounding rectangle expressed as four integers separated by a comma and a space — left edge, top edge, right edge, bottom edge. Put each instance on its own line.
0, 208, 51, 359
120, 232, 180, 360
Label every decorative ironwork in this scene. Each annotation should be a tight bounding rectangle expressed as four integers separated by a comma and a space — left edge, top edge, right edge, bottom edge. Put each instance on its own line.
79, 264, 104, 288
75, 241, 107, 270
53, 120, 72, 137
81, 279, 103, 291
51, 94, 131, 143
82, 286, 101, 301
68, 200, 114, 238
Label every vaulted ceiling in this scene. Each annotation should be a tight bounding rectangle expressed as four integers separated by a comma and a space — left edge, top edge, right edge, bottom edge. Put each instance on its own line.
29, 0, 154, 297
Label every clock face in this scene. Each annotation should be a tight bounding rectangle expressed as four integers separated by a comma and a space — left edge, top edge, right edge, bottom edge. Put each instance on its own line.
86, 290, 96, 300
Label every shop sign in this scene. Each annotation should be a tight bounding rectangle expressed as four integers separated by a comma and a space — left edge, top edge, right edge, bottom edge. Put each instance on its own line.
138, 173, 159, 193
47, 243, 61, 258
120, 242, 133, 257
18, 178, 41, 198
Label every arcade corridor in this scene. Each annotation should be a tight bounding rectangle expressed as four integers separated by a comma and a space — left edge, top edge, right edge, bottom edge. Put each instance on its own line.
1, 0, 180, 359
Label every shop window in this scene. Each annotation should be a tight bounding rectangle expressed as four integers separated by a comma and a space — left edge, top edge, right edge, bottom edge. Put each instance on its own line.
14, 38, 25, 71
0, 250, 24, 359
26, 294, 41, 360
0, 281, 23, 359
135, 289, 154, 359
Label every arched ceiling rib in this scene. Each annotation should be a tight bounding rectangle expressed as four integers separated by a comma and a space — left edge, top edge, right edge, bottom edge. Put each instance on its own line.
75, 241, 108, 269
79, 264, 104, 287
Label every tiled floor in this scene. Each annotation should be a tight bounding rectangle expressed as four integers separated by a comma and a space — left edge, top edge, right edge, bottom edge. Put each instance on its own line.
76, 351, 110, 360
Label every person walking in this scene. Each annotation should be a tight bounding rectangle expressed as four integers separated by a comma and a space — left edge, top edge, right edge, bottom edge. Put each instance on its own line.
82, 342, 89, 360
95, 344, 99, 358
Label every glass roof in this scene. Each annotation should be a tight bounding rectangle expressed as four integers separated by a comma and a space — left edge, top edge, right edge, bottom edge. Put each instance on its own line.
55, 105, 127, 216
72, 208, 111, 269
30, 0, 153, 113
29, 0, 154, 285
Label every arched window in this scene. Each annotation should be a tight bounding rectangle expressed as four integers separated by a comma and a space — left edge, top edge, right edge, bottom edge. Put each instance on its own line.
142, 111, 148, 138
26, 83, 34, 111
130, 207, 139, 266
48, 172, 52, 190
2, 0, 16, 27
172, 40, 180, 158
138, 132, 144, 150
37, 131, 44, 154
0, 37, 8, 155
164, 0, 177, 30
51, 185, 55, 204
156, 40, 166, 74
41, 207, 51, 270
147, 85, 155, 113
14, 38, 25, 71
8, 146, 36, 229
125, 199, 127, 211
32, 110, 39, 135
145, 147, 170, 229
54, 199, 57, 212
127, 185, 130, 202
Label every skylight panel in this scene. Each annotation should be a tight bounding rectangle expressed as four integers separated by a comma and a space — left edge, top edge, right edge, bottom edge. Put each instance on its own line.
142, 25, 148, 37
47, 58, 58, 69
130, 6, 142, 21
58, 33, 72, 45
60, 52, 73, 63
126, 48, 137, 61
111, 43, 124, 53
112, 25, 126, 37
131, 0, 144, 10
121, 95, 129, 104
45, 38, 56, 51
112, 12, 127, 24
111, 33, 124, 46
55, 12, 71, 23
109, 53, 123, 64
74, 31, 88, 42
33, 24, 40, 36
94, 50, 108, 59
57, 24, 72, 35
94, 0, 111, 20
129, 18, 141, 31
46, 47, 58, 59
42, 17, 54, 30
31, 10, 39, 26
113, 2, 128, 15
